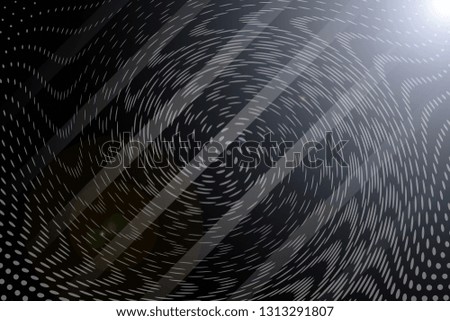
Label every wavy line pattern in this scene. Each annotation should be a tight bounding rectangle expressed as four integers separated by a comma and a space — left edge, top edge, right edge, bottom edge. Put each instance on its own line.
0, 0, 449, 301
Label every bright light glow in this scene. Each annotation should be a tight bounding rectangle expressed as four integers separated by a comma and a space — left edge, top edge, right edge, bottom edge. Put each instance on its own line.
430, 0, 450, 19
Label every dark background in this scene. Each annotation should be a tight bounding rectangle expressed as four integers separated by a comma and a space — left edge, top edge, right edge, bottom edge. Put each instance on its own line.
0, 0, 449, 300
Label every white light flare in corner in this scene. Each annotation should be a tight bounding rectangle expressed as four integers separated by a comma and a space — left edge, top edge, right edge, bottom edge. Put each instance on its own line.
429, 0, 450, 20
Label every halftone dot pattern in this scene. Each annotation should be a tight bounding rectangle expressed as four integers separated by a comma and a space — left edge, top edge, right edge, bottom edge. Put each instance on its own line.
0, 0, 449, 301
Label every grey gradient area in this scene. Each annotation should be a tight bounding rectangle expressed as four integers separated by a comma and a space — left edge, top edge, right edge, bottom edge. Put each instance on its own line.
95, 1, 359, 277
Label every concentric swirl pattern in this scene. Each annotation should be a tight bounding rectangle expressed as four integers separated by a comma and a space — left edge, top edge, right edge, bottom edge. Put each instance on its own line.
0, 0, 449, 300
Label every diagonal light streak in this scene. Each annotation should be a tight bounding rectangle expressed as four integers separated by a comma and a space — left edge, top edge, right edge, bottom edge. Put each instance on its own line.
142, 60, 392, 299
22, 0, 211, 184
32, 1, 294, 252
87, 1, 362, 290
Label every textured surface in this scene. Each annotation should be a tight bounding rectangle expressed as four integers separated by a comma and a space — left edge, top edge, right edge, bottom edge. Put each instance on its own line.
0, 0, 449, 300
